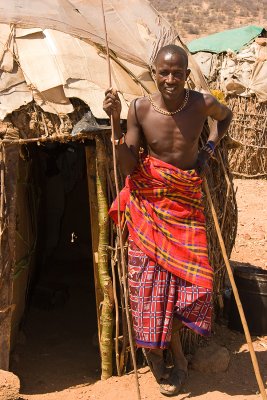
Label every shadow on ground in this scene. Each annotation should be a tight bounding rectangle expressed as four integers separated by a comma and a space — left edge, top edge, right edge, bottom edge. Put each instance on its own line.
181, 348, 267, 398
11, 258, 101, 395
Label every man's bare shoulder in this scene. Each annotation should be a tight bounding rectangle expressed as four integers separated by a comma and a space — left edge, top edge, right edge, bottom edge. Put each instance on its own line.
189, 90, 220, 112
189, 89, 208, 102
186, 90, 205, 111
129, 96, 151, 124
132, 96, 150, 110
190, 90, 232, 120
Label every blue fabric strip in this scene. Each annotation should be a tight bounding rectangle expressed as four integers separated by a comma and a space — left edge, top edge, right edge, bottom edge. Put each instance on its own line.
135, 339, 170, 349
175, 314, 211, 337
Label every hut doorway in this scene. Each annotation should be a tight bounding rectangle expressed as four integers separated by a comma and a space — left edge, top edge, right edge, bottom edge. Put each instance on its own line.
11, 142, 100, 393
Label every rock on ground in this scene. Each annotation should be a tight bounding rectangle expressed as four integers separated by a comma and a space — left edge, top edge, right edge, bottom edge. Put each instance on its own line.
191, 343, 230, 373
0, 369, 20, 400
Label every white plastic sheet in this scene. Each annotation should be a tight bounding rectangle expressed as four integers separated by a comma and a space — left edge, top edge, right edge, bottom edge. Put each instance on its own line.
0, 0, 209, 119
193, 41, 267, 102
0, 0, 177, 66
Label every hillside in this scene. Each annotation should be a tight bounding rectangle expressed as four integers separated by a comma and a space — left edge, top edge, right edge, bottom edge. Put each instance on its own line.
150, 0, 267, 42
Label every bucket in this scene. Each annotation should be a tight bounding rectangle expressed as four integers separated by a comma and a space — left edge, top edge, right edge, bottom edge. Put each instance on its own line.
228, 266, 267, 335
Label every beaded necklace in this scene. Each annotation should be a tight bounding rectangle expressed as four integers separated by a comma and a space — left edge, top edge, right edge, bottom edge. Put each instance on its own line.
148, 89, 190, 116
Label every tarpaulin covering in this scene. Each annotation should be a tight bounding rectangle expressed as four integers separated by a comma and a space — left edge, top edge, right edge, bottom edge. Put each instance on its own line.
191, 32, 267, 102
0, 0, 208, 120
0, 0, 178, 66
188, 25, 264, 54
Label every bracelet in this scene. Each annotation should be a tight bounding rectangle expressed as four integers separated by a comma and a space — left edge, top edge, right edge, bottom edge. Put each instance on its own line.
202, 140, 215, 156
112, 133, 125, 146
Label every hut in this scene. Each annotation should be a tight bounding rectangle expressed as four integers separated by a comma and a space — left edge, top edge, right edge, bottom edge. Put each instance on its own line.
0, 0, 237, 382
188, 25, 267, 178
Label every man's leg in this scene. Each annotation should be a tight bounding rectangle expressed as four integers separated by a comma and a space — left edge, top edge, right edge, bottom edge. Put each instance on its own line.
159, 319, 188, 396
170, 318, 188, 372
143, 348, 169, 383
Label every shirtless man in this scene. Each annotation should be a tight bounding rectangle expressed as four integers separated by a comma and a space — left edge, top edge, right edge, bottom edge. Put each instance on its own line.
103, 44, 232, 396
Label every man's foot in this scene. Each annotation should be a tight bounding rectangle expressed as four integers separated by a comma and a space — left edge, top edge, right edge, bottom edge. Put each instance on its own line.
143, 348, 169, 383
159, 368, 188, 397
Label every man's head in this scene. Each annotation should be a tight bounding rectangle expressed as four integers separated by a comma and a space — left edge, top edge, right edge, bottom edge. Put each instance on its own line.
155, 45, 188, 69
153, 45, 190, 102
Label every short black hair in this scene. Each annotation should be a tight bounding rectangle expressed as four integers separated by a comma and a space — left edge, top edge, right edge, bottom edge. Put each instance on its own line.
155, 44, 188, 68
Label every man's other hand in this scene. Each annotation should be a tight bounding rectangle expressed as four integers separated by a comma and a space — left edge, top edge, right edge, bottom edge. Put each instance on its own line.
103, 88, 122, 121
195, 149, 210, 176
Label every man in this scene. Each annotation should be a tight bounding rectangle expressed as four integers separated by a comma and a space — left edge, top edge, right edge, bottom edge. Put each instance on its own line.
103, 44, 232, 396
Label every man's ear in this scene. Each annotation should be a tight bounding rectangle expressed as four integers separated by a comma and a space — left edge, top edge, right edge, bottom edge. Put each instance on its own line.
186, 69, 191, 79
151, 66, 156, 82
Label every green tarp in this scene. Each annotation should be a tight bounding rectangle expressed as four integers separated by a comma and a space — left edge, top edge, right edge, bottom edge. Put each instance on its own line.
188, 25, 264, 54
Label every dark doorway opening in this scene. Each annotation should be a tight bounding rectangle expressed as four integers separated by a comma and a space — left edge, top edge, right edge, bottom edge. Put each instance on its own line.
11, 142, 100, 394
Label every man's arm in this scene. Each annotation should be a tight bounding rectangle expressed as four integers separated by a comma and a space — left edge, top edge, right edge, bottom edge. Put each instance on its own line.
204, 93, 233, 145
196, 94, 233, 174
103, 89, 142, 175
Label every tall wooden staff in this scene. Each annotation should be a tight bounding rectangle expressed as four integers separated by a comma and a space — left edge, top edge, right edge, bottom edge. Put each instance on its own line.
100, 2, 142, 399
203, 177, 266, 400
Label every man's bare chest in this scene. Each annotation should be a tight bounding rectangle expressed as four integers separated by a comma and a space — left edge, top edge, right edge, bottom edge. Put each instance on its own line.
141, 110, 206, 144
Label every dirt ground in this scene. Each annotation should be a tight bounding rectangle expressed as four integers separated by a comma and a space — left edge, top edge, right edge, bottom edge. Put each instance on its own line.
230, 180, 267, 270
12, 179, 267, 400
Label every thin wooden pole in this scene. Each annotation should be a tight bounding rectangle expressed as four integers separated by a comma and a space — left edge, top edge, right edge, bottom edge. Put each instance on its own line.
111, 241, 121, 376
101, 1, 141, 399
116, 243, 128, 373
95, 137, 114, 380
203, 177, 267, 400
0, 130, 110, 145
0, 144, 19, 369
0, 144, 5, 240
85, 145, 103, 349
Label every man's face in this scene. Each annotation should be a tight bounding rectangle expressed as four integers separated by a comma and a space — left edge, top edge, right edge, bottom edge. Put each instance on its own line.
155, 52, 190, 101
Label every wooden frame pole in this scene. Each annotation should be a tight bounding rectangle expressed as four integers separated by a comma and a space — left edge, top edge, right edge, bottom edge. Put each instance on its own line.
100, 1, 141, 399
85, 144, 104, 369
95, 137, 114, 380
203, 177, 267, 400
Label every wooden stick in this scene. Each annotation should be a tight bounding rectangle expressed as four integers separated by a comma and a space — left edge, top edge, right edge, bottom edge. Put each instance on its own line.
217, 151, 232, 232
85, 146, 103, 350
0, 145, 4, 225
203, 177, 267, 400
100, 1, 141, 399
111, 241, 121, 376
116, 241, 128, 373
0, 144, 7, 243
101, 49, 151, 95
0, 130, 111, 145
232, 172, 267, 179
95, 137, 114, 380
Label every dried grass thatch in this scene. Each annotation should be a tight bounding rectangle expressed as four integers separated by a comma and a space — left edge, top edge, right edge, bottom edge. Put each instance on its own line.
227, 96, 267, 178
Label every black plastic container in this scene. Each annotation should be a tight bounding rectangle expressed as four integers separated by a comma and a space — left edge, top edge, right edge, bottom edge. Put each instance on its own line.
228, 266, 267, 335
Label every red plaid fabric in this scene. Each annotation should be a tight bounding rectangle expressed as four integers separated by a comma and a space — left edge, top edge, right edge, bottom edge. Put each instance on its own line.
128, 237, 212, 349
109, 155, 213, 289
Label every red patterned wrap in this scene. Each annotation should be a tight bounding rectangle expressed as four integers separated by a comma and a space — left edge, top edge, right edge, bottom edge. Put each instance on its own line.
109, 155, 213, 289
128, 237, 212, 348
